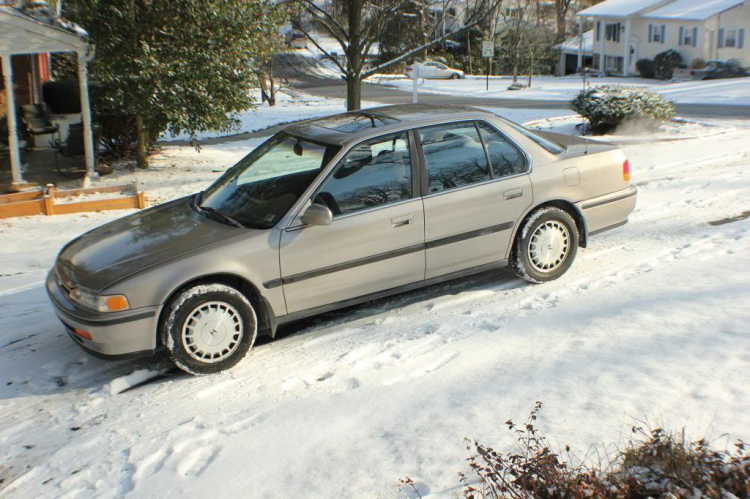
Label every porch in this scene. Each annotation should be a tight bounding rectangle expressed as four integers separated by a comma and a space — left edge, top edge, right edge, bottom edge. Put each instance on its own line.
1, 2, 95, 192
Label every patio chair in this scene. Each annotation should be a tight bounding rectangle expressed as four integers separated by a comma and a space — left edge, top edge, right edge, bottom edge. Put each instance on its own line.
20, 104, 60, 150
52, 122, 102, 177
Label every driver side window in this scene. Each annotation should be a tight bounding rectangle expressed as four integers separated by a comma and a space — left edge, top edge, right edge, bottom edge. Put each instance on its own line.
315, 132, 413, 217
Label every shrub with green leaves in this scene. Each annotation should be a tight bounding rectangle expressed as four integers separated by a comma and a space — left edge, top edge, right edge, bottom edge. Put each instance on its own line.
655, 49, 683, 79
635, 58, 656, 78
571, 85, 676, 131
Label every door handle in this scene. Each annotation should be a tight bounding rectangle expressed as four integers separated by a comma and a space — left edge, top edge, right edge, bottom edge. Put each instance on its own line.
504, 188, 523, 200
392, 215, 413, 228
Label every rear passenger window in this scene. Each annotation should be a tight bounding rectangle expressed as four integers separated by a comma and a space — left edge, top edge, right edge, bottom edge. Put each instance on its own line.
419, 122, 490, 194
477, 122, 527, 178
315, 132, 412, 216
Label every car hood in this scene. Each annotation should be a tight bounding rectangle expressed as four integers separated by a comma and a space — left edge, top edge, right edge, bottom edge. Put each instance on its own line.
56, 196, 246, 292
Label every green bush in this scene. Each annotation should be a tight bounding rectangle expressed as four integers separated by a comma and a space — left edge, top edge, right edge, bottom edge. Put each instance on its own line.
635, 58, 656, 78
655, 49, 683, 79
571, 85, 676, 131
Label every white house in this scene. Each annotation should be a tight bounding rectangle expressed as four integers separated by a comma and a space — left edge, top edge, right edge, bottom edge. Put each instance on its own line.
576, 0, 750, 76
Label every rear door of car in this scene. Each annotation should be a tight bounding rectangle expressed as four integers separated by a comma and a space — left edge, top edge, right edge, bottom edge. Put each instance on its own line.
278, 130, 426, 314
416, 120, 533, 279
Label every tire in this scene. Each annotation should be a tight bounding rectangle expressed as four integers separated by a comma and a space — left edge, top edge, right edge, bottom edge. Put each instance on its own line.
511, 207, 579, 283
163, 283, 257, 375
450, 73, 460, 79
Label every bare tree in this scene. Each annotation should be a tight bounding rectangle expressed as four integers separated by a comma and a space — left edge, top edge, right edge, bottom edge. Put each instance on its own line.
554, 0, 574, 42
290, 0, 503, 111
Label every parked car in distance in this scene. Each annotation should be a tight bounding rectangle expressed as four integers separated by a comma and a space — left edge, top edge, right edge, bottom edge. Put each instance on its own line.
47, 105, 637, 375
677, 59, 749, 80
405, 61, 465, 79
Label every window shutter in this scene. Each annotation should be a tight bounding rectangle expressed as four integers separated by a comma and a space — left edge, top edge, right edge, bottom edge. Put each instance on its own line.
719, 28, 725, 48
740, 29, 745, 49
596, 21, 601, 41
649, 24, 653, 42
679, 26, 684, 46
661, 25, 666, 44
617, 23, 621, 43
693, 27, 698, 47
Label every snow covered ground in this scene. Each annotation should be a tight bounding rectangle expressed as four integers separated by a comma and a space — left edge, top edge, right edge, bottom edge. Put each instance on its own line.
369, 74, 750, 106
1, 98, 749, 497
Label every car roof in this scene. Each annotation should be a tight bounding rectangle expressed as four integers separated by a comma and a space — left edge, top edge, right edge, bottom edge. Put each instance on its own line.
284, 104, 498, 146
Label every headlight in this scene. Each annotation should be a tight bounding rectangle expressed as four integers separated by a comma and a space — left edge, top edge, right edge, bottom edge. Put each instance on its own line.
69, 286, 130, 313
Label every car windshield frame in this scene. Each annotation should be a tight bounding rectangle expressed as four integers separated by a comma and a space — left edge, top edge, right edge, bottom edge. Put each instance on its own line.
197, 132, 341, 229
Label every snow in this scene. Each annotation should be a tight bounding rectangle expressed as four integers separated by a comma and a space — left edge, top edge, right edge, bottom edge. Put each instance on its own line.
557, 29, 594, 54
1, 94, 750, 497
642, 0, 745, 21
164, 89, 372, 142
576, 0, 671, 18
368, 74, 750, 107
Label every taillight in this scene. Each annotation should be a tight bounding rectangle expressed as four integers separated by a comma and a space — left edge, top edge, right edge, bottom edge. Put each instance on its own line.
623, 159, 631, 182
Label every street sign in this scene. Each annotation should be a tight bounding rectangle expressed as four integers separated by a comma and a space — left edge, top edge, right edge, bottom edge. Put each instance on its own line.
482, 41, 494, 58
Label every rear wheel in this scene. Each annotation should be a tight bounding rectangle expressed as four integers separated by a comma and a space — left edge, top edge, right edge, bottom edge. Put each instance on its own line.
163, 283, 257, 375
511, 207, 579, 283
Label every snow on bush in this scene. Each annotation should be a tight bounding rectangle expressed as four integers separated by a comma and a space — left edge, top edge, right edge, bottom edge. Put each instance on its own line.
655, 49, 684, 80
401, 402, 750, 498
571, 85, 676, 132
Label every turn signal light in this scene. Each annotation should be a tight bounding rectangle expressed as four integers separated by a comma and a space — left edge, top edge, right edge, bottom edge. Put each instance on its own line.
105, 295, 130, 312
73, 328, 92, 340
623, 159, 631, 182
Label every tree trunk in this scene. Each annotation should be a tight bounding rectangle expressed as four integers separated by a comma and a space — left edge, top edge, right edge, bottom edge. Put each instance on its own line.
135, 116, 149, 169
555, 0, 567, 42
347, 0, 363, 111
346, 76, 361, 111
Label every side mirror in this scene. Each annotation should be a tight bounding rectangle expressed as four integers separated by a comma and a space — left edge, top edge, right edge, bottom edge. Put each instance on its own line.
301, 203, 333, 227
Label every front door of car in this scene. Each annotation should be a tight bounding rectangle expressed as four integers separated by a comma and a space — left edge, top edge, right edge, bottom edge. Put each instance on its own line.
417, 121, 533, 279
279, 130, 425, 314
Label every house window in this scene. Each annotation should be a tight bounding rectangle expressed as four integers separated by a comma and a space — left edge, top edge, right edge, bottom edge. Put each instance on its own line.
725, 29, 738, 48
605, 55, 624, 73
505, 7, 521, 18
649, 24, 666, 43
605, 23, 621, 43
680, 26, 698, 47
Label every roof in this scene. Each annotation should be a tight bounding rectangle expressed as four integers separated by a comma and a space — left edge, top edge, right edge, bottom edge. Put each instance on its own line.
286, 104, 495, 145
642, 0, 745, 20
576, 0, 671, 18
556, 29, 594, 53
0, 1, 88, 55
0, 1, 87, 37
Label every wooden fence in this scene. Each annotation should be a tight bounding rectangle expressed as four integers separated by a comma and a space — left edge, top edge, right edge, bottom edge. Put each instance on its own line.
0, 184, 145, 219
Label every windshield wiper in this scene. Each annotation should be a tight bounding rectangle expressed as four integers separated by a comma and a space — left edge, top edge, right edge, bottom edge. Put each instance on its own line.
199, 205, 245, 229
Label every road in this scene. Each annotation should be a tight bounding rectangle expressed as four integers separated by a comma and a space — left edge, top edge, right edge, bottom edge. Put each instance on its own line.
275, 53, 750, 120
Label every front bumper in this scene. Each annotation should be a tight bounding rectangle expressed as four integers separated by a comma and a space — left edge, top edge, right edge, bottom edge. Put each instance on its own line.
46, 270, 161, 359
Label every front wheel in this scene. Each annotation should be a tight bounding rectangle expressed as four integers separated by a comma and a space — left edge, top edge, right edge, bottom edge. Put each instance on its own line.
450, 73, 460, 79
163, 283, 257, 375
511, 207, 579, 283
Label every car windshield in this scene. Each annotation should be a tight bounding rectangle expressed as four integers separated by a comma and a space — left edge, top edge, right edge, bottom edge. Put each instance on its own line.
198, 133, 340, 229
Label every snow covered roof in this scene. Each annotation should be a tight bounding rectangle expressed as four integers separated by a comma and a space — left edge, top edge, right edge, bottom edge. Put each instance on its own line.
0, 1, 89, 55
556, 29, 594, 54
576, 0, 672, 18
642, 0, 745, 21
0, 0, 88, 39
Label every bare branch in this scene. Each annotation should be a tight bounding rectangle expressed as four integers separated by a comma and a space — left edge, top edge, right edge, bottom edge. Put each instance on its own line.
291, 20, 348, 75
362, 0, 503, 79
294, 0, 348, 41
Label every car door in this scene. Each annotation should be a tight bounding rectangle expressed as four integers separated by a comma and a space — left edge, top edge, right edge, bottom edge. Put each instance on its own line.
279, 130, 425, 314
420, 62, 437, 78
434, 62, 449, 78
418, 121, 533, 279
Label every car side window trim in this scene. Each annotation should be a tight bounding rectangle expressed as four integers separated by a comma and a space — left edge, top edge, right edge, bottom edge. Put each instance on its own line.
474, 120, 530, 179
286, 129, 419, 228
